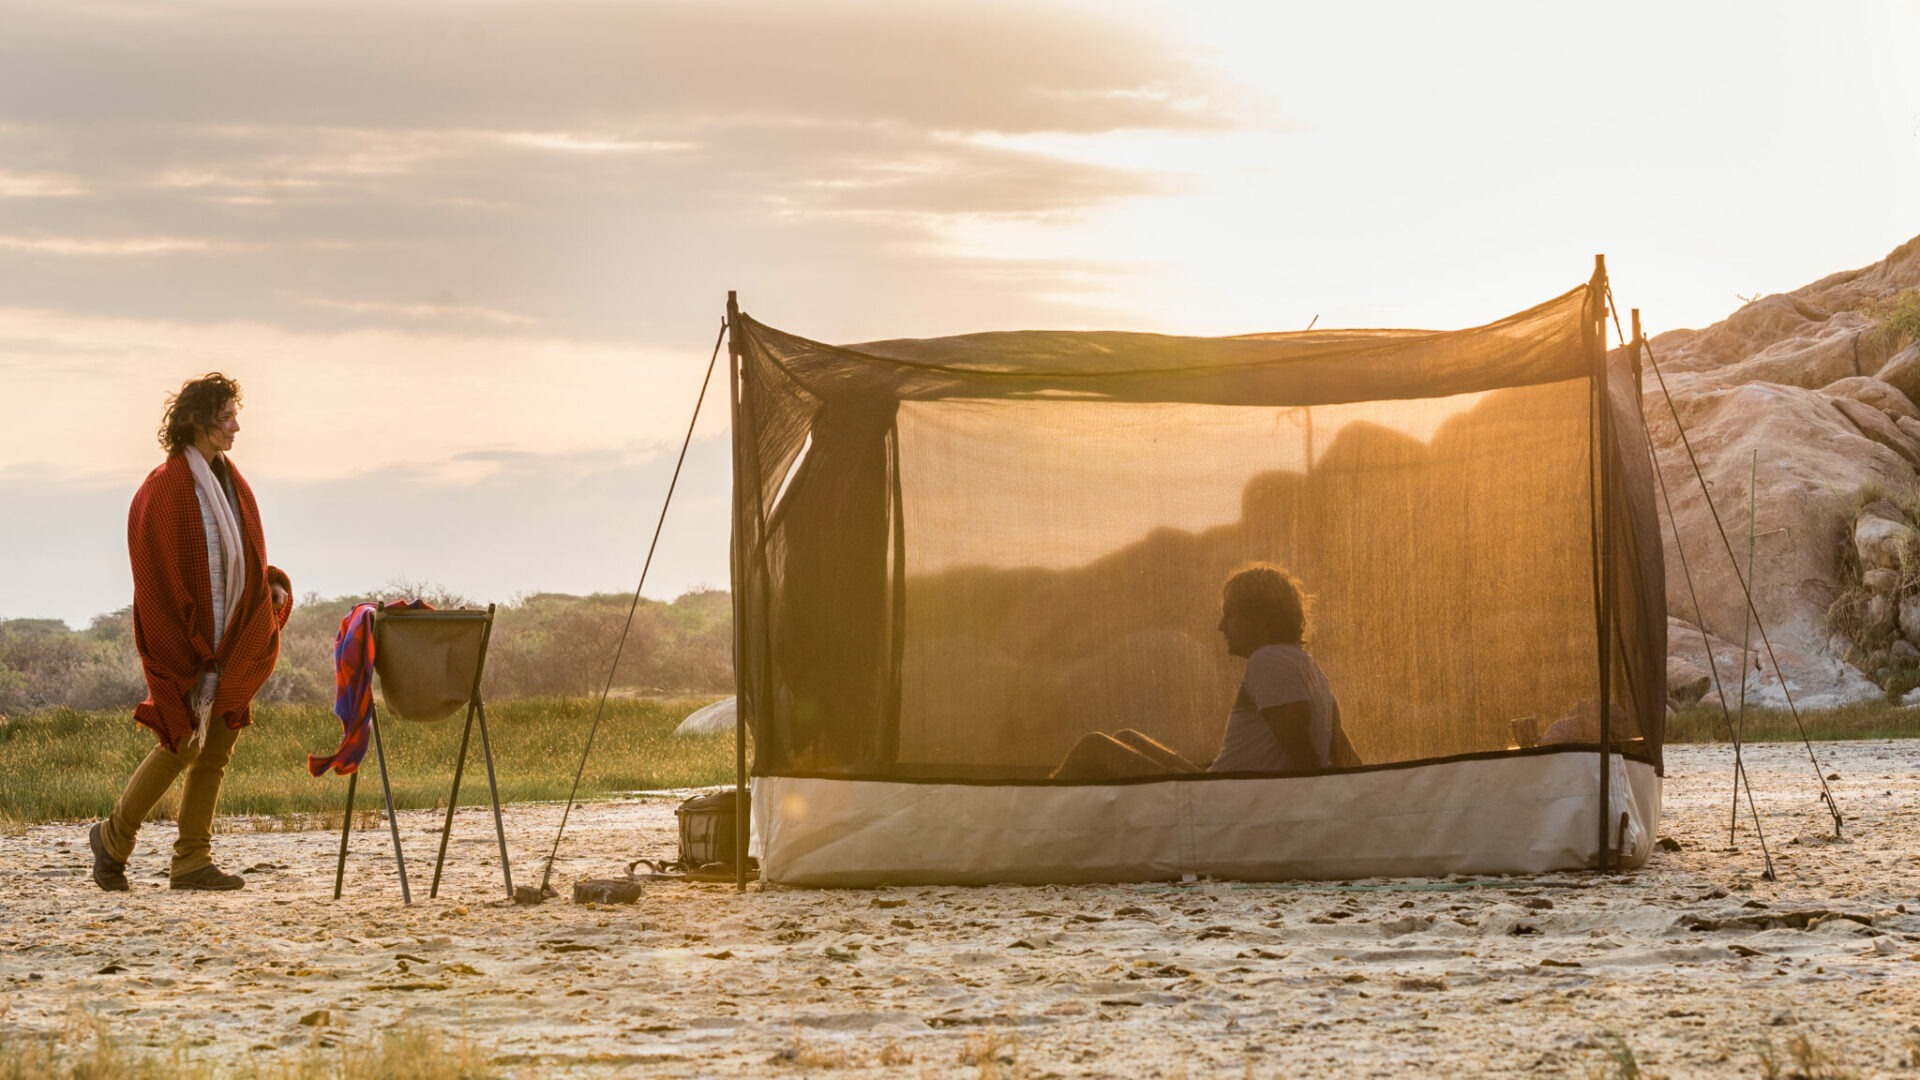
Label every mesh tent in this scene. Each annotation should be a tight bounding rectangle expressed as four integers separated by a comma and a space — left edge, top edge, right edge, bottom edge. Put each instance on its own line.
726, 265, 1664, 886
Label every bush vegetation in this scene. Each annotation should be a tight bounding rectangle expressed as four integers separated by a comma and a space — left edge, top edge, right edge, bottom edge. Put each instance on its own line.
0, 586, 732, 717
1836, 285, 1920, 371
1865, 287, 1920, 361
1825, 483, 1920, 700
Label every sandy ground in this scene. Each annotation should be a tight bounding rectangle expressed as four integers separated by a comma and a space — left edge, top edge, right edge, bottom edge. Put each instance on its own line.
4, 741, 1919, 1078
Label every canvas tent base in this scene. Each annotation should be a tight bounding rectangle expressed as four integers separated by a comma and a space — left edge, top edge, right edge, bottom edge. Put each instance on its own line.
753, 750, 1659, 887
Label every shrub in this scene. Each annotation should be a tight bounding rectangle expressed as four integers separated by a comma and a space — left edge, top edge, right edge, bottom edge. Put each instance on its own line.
1, 586, 734, 714
1827, 485, 1920, 689
1858, 288, 1920, 368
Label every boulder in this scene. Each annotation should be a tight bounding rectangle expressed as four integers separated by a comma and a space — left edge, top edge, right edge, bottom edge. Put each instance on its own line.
1862, 567, 1901, 594
1656, 295, 1865, 387
1900, 415, 1920, 449
1854, 508, 1916, 573
1902, 594, 1920, 648
1893, 639, 1920, 663
1664, 617, 1879, 711
1646, 381, 1909, 670
1830, 396, 1920, 468
1820, 375, 1920, 421
673, 696, 737, 736
1666, 656, 1711, 707
1643, 237, 1920, 710
1794, 235, 1920, 313
1866, 593, 1895, 636
1876, 343, 1920, 406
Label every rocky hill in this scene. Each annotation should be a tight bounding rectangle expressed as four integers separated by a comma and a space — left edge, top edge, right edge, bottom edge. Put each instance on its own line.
1643, 235, 1920, 710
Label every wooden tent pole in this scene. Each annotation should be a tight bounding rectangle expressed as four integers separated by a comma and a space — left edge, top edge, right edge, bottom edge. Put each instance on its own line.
727, 291, 749, 895
1593, 254, 1616, 873
1630, 309, 1644, 389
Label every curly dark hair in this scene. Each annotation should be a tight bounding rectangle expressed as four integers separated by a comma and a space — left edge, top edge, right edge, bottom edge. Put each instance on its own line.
1222, 563, 1311, 645
158, 373, 242, 455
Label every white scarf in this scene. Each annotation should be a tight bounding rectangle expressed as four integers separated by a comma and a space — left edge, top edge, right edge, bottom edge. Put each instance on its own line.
185, 448, 246, 654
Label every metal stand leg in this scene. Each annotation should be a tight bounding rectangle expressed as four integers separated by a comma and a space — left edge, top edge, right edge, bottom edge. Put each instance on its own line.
430, 702, 477, 900
476, 700, 513, 898
332, 770, 359, 901
369, 704, 411, 905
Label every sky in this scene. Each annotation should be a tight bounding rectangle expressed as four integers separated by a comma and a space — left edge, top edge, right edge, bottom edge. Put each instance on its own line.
3, 0, 1918, 627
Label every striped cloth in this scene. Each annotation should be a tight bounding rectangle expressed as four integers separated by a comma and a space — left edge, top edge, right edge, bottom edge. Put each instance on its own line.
307, 599, 431, 777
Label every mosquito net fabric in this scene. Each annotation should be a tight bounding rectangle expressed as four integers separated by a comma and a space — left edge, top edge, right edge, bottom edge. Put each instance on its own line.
729, 282, 1663, 785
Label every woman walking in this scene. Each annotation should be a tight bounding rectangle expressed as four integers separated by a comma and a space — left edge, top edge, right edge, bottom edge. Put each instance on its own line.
89, 373, 292, 891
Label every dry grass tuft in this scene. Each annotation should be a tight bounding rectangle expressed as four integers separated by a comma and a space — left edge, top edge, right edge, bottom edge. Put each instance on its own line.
0, 1007, 126, 1080
1586, 1032, 1665, 1080
958, 1029, 1020, 1078
289, 1022, 501, 1080
769, 1030, 852, 1070
1860, 288, 1920, 366
1756, 1033, 1860, 1080
0, 1007, 500, 1080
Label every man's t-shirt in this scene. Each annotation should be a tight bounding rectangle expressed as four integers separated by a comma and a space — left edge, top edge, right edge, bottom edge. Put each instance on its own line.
1208, 643, 1342, 773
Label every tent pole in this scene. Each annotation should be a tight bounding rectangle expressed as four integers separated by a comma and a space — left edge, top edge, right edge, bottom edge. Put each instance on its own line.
1630, 309, 1644, 390
333, 769, 358, 900
727, 291, 749, 895
1592, 254, 1616, 873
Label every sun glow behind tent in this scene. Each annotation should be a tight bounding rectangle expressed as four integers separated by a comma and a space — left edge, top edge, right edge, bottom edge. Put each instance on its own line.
725, 264, 1664, 886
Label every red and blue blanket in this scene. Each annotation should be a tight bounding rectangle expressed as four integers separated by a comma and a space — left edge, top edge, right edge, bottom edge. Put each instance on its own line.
307, 599, 430, 777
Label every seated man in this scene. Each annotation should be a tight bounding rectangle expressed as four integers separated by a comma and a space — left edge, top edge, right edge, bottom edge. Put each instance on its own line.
1207, 563, 1354, 773
1051, 563, 1354, 780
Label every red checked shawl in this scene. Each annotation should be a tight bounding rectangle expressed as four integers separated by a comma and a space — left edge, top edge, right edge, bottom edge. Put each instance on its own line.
129, 452, 293, 751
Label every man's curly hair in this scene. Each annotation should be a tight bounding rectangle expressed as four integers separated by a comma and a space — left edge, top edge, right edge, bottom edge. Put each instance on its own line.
158, 373, 242, 455
1222, 563, 1311, 645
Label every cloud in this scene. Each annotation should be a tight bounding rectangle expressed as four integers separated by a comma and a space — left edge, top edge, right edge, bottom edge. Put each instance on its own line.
0, 1, 1258, 621
0, 1, 1245, 340
287, 291, 539, 327
0, 2, 1235, 134
0, 169, 88, 197
0, 233, 255, 255
499, 132, 699, 155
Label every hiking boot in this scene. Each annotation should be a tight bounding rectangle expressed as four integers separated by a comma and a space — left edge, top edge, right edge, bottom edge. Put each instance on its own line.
88, 822, 129, 892
169, 864, 245, 891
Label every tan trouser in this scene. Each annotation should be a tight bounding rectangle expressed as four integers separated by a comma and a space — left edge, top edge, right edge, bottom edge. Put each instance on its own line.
102, 718, 241, 876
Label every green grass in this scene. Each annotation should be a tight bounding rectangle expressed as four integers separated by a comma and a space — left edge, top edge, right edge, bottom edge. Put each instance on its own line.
1666, 700, 1920, 743
0, 696, 737, 825
6, 694, 1914, 826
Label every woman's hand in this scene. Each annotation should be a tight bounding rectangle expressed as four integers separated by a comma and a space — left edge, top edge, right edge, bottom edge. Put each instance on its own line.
272, 583, 289, 610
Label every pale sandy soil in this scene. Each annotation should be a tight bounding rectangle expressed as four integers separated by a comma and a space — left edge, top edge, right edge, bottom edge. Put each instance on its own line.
4, 742, 1919, 1078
